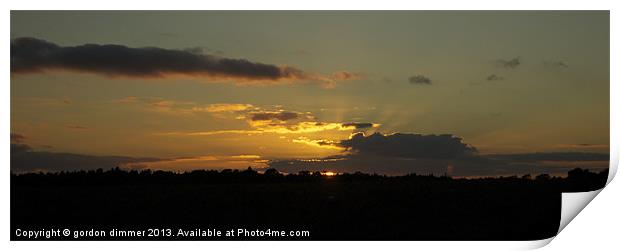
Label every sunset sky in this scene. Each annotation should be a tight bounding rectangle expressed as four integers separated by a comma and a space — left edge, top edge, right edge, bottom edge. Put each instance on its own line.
10, 11, 610, 175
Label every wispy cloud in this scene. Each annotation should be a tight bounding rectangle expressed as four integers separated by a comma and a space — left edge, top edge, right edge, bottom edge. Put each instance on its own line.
496, 57, 521, 69
65, 124, 88, 130
192, 103, 254, 113
555, 143, 608, 149
154, 102, 380, 136
112, 96, 139, 104
256, 121, 378, 134
156, 130, 265, 136
486, 74, 504, 81
112, 96, 196, 114
12, 97, 73, 107
543, 60, 568, 68
250, 111, 300, 121
11, 133, 27, 144
292, 137, 343, 150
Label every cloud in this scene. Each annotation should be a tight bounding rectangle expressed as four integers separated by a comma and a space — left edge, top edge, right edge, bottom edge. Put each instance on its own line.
11, 143, 160, 173
312, 71, 362, 88
65, 124, 88, 130
10, 139, 267, 173
184, 46, 225, 56
556, 143, 608, 149
496, 57, 521, 69
254, 122, 378, 134
220, 105, 379, 134
11, 37, 357, 87
12, 97, 73, 107
10, 37, 302, 81
266, 153, 605, 177
250, 111, 300, 121
112, 96, 139, 104
330, 71, 361, 81
157, 130, 265, 136
408, 75, 432, 85
292, 137, 343, 150
339, 132, 477, 159
111, 98, 301, 124
10, 133, 34, 155
11, 133, 26, 144
340, 122, 378, 130
11, 143, 33, 154
267, 133, 608, 177
114, 97, 257, 116
112, 96, 197, 114
486, 74, 504, 81
145, 102, 380, 136
193, 103, 254, 113
160, 122, 380, 136
267, 132, 496, 176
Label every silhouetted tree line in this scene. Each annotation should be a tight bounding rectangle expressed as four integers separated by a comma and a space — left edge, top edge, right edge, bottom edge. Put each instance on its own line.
11, 166, 609, 240
11, 166, 608, 192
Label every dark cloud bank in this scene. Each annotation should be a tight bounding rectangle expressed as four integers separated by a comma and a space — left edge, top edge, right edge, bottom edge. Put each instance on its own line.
268, 132, 609, 177
10, 37, 306, 81
11, 131, 608, 177
339, 132, 477, 159
10, 143, 161, 173
11, 133, 160, 173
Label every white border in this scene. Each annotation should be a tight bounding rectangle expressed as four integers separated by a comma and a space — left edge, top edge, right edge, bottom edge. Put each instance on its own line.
2, 1, 618, 250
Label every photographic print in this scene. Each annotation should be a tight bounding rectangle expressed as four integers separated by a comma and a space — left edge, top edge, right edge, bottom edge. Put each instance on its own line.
10, 11, 610, 241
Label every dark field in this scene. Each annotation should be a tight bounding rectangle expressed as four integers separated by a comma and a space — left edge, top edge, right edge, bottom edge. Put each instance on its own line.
11, 168, 608, 240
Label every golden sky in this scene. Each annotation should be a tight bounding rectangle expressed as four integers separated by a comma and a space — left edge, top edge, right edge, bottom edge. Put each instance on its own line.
10, 11, 610, 175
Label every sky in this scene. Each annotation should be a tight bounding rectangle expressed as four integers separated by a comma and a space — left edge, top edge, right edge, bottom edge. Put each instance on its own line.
10, 11, 610, 175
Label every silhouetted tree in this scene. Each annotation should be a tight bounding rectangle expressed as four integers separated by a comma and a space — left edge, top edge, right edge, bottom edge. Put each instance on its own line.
535, 173, 551, 181
263, 168, 281, 177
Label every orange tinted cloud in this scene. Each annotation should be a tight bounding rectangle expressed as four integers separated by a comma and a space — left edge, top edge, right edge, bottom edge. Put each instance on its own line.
160, 121, 379, 136
138, 102, 380, 136
193, 103, 254, 113
292, 137, 343, 150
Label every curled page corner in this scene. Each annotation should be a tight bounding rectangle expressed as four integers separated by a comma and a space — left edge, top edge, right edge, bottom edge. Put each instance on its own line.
549, 148, 617, 245
519, 236, 555, 250
558, 189, 603, 234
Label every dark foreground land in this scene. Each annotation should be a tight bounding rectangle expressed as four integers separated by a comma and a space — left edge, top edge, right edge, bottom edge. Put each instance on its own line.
11, 167, 608, 241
